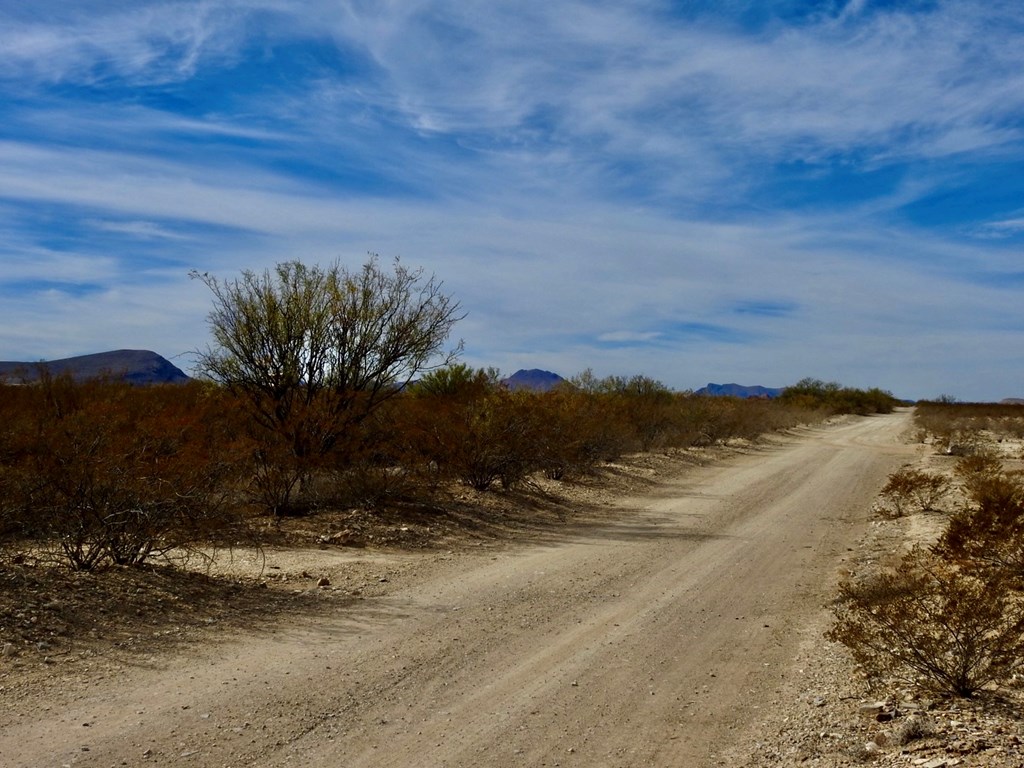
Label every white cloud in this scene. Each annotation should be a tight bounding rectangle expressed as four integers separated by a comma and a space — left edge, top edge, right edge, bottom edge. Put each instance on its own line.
86, 219, 194, 240
597, 331, 664, 344
971, 216, 1024, 238
2, 1, 1024, 400
321, 1, 1024, 174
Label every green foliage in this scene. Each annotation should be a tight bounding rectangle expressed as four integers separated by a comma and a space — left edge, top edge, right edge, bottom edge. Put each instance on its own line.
192, 256, 463, 514
411, 363, 500, 399
778, 378, 898, 415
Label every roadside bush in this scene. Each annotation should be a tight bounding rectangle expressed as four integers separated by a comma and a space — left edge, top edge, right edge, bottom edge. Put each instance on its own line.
457, 390, 545, 491
568, 372, 675, 453
686, 396, 737, 447
779, 378, 899, 415
827, 547, 1024, 697
0, 383, 29, 560
934, 469, 1024, 578
914, 402, 1024, 452
877, 466, 950, 517
615, 376, 678, 451
953, 448, 1006, 497
321, 399, 443, 510
403, 379, 546, 492
192, 257, 463, 517
10, 376, 249, 570
543, 388, 634, 477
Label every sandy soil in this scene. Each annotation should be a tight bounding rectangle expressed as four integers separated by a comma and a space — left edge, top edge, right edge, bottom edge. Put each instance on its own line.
0, 412, 915, 767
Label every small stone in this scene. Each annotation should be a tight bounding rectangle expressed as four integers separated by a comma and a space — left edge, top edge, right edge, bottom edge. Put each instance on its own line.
317, 577, 331, 588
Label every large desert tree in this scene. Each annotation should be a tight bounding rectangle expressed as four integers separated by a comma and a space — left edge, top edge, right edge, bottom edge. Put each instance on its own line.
192, 256, 462, 512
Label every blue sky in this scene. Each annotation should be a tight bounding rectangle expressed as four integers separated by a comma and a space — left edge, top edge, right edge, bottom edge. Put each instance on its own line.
2, 0, 1023, 401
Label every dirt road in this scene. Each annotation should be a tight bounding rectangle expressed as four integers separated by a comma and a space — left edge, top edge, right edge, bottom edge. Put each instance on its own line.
0, 412, 913, 767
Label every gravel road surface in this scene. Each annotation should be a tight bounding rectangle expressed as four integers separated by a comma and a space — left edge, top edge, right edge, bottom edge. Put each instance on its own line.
0, 412, 911, 767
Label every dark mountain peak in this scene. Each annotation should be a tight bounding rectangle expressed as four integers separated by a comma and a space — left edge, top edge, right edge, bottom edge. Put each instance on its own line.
502, 369, 566, 392
695, 382, 783, 399
0, 349, 190, 385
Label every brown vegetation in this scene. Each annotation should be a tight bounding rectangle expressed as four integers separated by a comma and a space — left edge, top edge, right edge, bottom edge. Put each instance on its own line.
828, 547, 1024, 697
877, 465, 951, 517
1, 372, 837, 571
0, 374, 250, 571
829, 401, 1024, 698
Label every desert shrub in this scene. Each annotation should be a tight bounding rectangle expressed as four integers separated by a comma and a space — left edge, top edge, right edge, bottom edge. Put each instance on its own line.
526, 389, 602, 480
326, 455, 425, 511
954, 449, 1004, 479
319, 399, 443, 510
412, 363, 499, 398
193, 257, 463, 516
405, 382, 546, 492
934, 470, 1024, 578
248, 431, 311, 517
568, 372, 677, 452
942, 433, 988, 457
718, 396, 762, 441
686, 396, 737, 447
828, 548, 1024, 697
878, 466, 950, 517
301, 367, 893, 505
10, 376, 248, 570
953, 448, 1006, 497
615, 376, 678, 451
566, 393, 633, 463
0, 384, 29, 559
895, 715, 936, 745
914, 402, 1024, 451
779, 378, 899, 415
460, 390, 545, 490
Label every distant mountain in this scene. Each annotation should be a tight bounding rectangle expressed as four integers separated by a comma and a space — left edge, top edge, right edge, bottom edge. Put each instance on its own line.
1001, 398, 1024, 405
695, 382, 783, 399
0, 350, 191, 385
502, 369, 566, 392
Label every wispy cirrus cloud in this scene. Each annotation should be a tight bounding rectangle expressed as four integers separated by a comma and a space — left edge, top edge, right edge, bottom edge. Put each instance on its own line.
0, 2, 257, 84
970, 215, 1024, 239
85, 219, 195, 241
1, 1, 1024, 399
